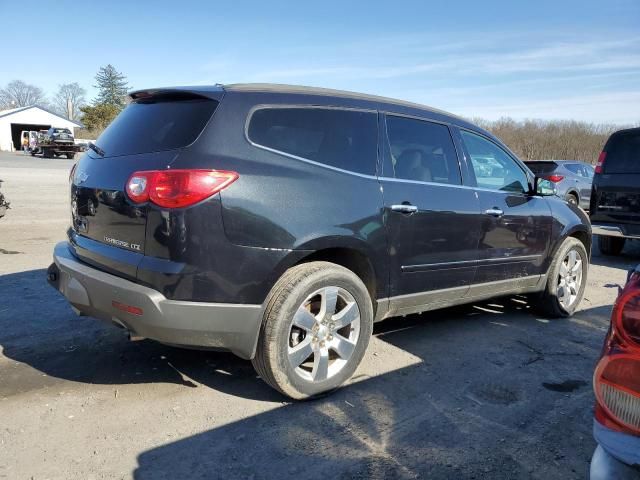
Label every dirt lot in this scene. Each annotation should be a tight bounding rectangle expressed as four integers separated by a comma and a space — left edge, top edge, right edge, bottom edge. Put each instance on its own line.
0, 151, 637, 479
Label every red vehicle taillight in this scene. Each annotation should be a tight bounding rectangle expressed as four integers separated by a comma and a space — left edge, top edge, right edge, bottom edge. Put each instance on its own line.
545, 174, 564, 183
594, 272, 640, 435
595, 151, 606, 174
125, 169, 239, 208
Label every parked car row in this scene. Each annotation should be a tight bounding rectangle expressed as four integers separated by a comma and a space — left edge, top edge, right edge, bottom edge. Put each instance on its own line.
41, 84, 638, 478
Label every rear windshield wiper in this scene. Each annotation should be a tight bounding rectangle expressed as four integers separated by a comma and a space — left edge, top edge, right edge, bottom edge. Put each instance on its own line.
88, 142, 105, 157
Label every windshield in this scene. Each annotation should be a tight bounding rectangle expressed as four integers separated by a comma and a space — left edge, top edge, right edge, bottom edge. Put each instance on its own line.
93, 93, 218, 158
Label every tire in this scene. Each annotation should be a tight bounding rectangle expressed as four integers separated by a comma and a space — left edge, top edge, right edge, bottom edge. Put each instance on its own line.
598, 236, 625, 256
66, 153, 75, 159
532, 237, 588, 318
43, 148, 53, 159
566, 193, 579, 206
252, 261, 374, 400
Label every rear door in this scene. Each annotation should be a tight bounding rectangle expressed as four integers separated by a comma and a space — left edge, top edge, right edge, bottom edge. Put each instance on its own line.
457, 129, 552, 285
380, 114, 480, 312
591, 129, 640, 225
70, 91, 220, 278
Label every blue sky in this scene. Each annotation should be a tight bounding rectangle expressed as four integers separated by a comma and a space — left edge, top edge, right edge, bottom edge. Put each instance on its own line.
1, 0, 638, 124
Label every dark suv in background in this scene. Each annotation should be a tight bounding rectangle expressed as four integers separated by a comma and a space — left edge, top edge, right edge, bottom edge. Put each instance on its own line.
591, 128, 640, 255
48, 84, 591, 399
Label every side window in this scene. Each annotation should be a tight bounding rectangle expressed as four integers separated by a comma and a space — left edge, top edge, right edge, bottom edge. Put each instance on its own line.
565, 163, 582, 175
247, 107, 377, 175
460, 130, 528, 193
585, 165, 595, 178
385, 115, 461, 185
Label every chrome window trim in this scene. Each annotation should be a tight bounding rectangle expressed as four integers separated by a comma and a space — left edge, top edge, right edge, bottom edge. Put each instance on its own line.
401, 254, 541, 272
244, 104, 379, 179
377, 175, 528, 196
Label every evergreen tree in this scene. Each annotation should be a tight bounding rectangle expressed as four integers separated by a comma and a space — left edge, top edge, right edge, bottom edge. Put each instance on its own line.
93, 64, 128, 107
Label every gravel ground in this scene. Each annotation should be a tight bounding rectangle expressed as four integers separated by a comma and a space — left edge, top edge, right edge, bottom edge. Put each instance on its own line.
0, 152, 636, 479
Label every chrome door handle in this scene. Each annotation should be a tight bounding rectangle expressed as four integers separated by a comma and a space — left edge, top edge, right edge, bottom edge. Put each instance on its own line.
391, 204, 418, 214
485, 207, 504, 217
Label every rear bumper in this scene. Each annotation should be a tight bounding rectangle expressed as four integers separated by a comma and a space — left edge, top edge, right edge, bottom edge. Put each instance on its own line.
48, 242, 263, 359
591, 421, 640, 479
591, 224, 640, 239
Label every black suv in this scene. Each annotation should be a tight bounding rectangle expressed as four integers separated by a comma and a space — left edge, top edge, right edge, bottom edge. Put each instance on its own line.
591, 127, 640, 255
48, 84, 591, 399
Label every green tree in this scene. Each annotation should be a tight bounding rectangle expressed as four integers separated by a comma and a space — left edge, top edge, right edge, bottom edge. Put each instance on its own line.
79, 103, 120, 132
93, 64, 128, 107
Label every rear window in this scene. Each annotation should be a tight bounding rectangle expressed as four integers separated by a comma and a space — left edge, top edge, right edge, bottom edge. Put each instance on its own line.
94, 93, 218, 158
605, 132, 640, 174
247, 107, 377, 175
524, 161, 557, 175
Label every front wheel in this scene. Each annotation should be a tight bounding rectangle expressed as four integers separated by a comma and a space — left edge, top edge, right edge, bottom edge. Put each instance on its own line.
252, 261, 373, 400
532, 237, 588, 318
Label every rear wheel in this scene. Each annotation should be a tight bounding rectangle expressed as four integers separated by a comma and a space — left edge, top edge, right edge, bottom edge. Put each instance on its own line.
532, 237, 588, 317
252, 261, 373, 400
66, 153, 75, 159
566, 193, 579, 206
599, 236, 625, 256
43, 148, 53, 158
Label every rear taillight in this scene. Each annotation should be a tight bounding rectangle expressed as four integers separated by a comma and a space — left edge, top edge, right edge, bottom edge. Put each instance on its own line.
594, 273, 640, 435
125, 169, 238, 208
545, 174, 564, 183
594, 354, 640, 434
595, 151, 606, 174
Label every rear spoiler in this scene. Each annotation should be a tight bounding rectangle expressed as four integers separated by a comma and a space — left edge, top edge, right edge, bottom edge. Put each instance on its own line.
128, 85, 226, 102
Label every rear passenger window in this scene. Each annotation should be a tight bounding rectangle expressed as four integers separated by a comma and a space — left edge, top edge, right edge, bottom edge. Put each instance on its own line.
565, 164, 582, 175
385, 115, 461, 185
247, 107, 377, 175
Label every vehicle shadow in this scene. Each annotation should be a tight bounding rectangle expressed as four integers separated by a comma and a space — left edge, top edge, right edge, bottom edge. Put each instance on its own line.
132, 296, 608, 479
1, 268, 612, 477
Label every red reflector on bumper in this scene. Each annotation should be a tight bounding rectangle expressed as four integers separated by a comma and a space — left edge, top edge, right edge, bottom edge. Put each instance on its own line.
112, 301, 143, 316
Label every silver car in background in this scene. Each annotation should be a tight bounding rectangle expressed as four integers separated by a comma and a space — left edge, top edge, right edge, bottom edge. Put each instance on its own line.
525, 160, 594, 209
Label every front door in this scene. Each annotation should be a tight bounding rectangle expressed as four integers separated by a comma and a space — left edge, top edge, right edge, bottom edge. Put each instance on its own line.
457, 129, 552, 287
381, 114, 481, 314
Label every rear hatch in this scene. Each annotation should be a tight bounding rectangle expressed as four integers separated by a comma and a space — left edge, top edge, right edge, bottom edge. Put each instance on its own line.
591, 129, 640, 224
70, 89, 221, 278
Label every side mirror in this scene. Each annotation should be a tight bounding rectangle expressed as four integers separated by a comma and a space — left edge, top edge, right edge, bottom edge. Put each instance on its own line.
534, 177, 557, 196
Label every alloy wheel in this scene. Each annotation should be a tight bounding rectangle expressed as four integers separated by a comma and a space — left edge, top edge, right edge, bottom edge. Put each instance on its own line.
287, 286, 361, 383
557, 249, 583, 310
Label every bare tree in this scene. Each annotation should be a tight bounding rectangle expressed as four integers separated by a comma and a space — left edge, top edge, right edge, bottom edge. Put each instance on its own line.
52, 83, 87, 120
0, 80, 47, 109
478, 117, 625, 164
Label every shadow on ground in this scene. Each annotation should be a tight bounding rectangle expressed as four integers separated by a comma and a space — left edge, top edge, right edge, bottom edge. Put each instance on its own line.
0, 268, 613, 478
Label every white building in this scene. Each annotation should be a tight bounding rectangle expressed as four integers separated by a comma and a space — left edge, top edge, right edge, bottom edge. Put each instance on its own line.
0, 105, 82, 151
